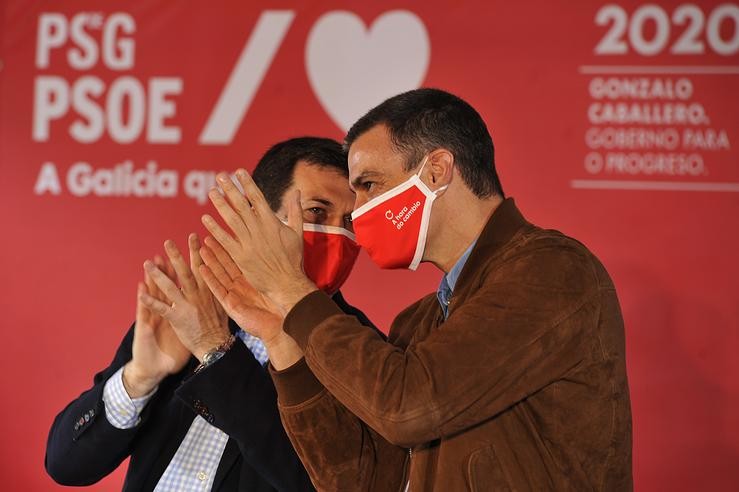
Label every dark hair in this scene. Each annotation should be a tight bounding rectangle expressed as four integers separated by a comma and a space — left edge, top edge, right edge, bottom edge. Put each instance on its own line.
252, 137, 348, 211
344, 88, 504, 198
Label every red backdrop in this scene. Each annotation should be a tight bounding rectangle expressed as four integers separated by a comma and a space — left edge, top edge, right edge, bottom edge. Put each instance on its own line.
1, 1, 737, 490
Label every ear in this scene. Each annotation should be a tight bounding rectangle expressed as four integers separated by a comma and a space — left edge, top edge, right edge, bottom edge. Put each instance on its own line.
424, 149, 454, 189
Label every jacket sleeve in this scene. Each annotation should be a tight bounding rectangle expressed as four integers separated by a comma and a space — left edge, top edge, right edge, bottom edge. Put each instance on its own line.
174, 335, 315, 491
45, 323, 154, 485
283, 240, 601, 448
270, 357, 409, 492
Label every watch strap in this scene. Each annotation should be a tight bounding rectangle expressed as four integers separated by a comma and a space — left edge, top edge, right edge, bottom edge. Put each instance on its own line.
194, 334, 236, 374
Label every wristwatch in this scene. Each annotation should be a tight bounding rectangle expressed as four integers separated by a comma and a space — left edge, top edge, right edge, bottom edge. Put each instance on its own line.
194, 334, 236, 374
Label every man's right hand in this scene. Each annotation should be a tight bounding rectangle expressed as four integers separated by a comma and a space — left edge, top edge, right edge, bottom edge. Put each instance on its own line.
199, 235, 304, 370
124, 256, 191, 398
198, 236, 284, 342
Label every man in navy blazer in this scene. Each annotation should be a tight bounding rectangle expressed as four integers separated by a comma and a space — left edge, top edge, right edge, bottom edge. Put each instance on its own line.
46, 137, 372, 491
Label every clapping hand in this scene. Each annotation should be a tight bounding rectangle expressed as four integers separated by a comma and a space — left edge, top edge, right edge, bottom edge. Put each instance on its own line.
198, 235, 283, 344
201, 170, 317, 316
124, 256, 191, 398
139, 234, 230, 362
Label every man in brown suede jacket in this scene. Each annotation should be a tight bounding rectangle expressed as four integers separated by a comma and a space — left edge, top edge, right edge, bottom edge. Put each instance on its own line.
199, 88, 633, 491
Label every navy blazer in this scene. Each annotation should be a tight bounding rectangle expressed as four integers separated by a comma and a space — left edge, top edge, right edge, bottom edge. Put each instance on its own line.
46, 291, 374, 491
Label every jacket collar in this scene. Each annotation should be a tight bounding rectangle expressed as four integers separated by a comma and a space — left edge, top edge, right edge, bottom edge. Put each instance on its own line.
451, 197, 529, 300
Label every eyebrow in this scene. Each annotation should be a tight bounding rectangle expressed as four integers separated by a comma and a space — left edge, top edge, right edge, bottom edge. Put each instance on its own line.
350, 170, 382, 190
304, 197, 333, 207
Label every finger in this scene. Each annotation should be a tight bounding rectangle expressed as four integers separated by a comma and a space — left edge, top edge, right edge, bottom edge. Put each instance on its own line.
200, 243, 233, 285
286, 188, 304, 238
144, 259, 185, 305
145, 262, 161, 303
135, 282, 149, 326
199, 246, 228, 322
139, 290, 173, 319
216, 173, 257, 226
146, 259, 174, 305
156, 254, 177, 283
188, 233, 206, 290
234, 169, 273, 218
201, 213, 241, 256
151, 255, 170, 302
199, 264, 230, 308
208, 187, 250, 239
164, 240, 198, 296
203, 235, 241, 280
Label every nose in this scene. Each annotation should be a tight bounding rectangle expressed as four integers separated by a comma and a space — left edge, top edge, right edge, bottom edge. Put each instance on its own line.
326, 213, 354, 232
353, 193, 368, 211
327, 215, 344, 228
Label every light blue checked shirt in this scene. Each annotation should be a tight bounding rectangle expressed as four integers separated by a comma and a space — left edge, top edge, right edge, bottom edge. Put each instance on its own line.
103, 330, 268, 491
436, 240, 477, 318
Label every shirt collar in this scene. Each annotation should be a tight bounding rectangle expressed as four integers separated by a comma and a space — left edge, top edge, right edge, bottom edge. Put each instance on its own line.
437, 239, 477, 316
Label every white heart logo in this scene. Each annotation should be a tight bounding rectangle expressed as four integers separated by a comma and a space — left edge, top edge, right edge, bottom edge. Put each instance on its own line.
306, 10, 430, 132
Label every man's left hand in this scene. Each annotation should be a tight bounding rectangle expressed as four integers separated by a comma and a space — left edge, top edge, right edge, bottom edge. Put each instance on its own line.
140, 234, 231, 362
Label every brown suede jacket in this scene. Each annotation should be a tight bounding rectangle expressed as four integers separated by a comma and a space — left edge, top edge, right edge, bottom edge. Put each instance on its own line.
270, 198, 633, 491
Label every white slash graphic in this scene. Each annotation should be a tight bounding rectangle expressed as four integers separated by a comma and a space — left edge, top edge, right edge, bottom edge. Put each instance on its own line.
199, 11, 295, 144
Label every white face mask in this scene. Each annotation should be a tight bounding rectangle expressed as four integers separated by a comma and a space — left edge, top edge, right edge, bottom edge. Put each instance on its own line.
351, 157, 447, 270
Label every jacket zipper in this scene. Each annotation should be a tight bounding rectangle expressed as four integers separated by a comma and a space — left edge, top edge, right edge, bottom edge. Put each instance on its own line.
404, 448, 412, 491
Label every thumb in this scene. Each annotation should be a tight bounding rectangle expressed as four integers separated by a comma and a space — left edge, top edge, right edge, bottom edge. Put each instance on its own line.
286, 188, 303, 237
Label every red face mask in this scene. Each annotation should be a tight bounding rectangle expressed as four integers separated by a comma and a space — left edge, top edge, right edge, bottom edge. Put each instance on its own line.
302, 223, 360, 295
350, 157, 447, 270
